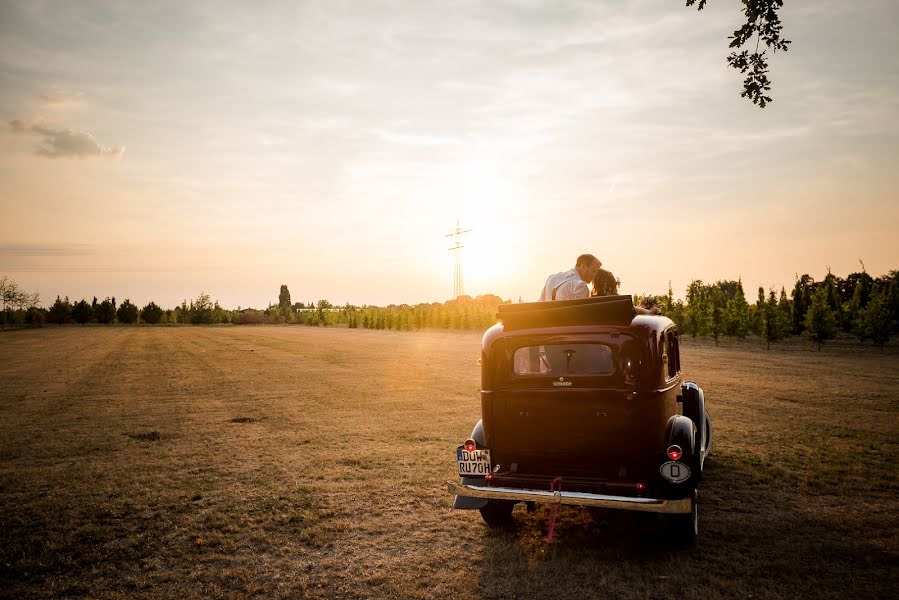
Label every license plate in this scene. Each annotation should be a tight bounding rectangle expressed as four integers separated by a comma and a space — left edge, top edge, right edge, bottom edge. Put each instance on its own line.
456, 447, 491, 477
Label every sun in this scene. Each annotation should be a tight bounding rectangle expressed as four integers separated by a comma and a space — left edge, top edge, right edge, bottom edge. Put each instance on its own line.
431, 158, 530, 297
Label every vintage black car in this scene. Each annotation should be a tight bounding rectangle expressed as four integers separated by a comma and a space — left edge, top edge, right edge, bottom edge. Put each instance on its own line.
448, 295, 712, 544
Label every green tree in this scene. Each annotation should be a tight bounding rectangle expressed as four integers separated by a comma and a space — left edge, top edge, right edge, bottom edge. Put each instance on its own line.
72, 299, 93, 325
753, 287, 766, 337
822, 270, 845, 331
279, 284, 292, 317
760, 289, 784, 350
191, 292, 216, 324
47, 296, 73, 324
141, 301, 164, 324
791, 274, 813, 335
776, 287, 792, 339
804, 286, 837, 351
709, 287, 726, 346
726, 279, 751, 339
855, 290, 892, 347
316, 299, 332, 327
686, 0, 791, 108
684, 280, 709, 338
95, 298, 117, 324
116, 299, 139, 324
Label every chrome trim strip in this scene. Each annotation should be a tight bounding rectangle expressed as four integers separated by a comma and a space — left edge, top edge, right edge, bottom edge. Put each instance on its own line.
447, 481, 692, 514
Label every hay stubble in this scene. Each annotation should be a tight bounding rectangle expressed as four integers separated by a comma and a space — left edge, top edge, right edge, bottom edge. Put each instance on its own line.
1, 327, 896, 599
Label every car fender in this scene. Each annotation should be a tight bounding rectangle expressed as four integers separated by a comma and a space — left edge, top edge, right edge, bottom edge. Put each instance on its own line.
665, 414, 696, 459
681, 381, 705, 458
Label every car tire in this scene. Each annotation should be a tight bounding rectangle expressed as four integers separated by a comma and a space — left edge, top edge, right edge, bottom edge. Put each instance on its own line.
671, 490, 698, 546
479, 500, 514, 527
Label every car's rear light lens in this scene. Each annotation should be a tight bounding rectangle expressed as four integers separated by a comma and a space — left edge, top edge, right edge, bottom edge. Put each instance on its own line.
486, 473, 494, 482
635, 482, 645, 492
464, 440, 476, 452
667, 445, 682, 461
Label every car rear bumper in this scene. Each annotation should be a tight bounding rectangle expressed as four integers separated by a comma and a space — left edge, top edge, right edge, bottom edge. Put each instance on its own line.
447, 480, 692, 514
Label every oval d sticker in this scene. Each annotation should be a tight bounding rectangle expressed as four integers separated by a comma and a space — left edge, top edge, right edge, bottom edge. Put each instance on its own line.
660, 460, 691, 483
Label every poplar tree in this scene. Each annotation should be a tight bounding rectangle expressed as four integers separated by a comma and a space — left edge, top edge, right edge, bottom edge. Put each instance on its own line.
279, 285, 291, 317
762, 289, 784, 350
776, 287, 793, 339
726, 279, 751, 339
709, 287, 726, 346
791, 274, 813, 335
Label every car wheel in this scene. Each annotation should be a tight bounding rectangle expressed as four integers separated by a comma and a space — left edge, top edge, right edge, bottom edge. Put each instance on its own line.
671, 490, 698, 546
479, 500, 514, 527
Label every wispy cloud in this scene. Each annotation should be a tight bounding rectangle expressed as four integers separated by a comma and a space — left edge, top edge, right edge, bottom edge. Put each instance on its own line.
39, 89, 85, 108
9, 118, 124, 159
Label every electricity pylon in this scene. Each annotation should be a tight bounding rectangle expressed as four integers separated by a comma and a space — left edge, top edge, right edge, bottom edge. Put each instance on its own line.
445, 221, 472, 298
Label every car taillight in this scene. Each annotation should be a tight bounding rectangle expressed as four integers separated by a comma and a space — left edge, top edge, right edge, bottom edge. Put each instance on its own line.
667, 445, 682, 461
486, 473, 494, 482
464, 440, 476, 452
635, 482, 645, 492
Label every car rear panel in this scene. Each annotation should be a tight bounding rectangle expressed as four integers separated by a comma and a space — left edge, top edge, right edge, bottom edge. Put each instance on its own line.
481, 329, 668, 482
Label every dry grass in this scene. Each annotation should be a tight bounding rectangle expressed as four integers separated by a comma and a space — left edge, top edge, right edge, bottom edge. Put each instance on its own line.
0, 326, 896, 599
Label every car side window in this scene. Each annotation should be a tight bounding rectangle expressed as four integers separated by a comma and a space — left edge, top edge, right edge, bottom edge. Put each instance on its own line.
668, 332, 680, 378
659, 332, 669, 375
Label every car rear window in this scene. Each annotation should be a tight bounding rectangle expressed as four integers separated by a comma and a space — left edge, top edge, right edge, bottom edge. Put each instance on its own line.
512, 344, 614, 376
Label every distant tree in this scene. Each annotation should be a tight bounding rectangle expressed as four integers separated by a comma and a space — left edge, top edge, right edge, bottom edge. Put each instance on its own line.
25, 306, 46, 326
887, 278, 899, 334
47, 296, 73, 325
776, 287, 792, 338
684, 280, 708, 338
709, 287, 726, 346
845, 266, 874, 333
725, 279, 751, 339
72, 299, 93, 325
821, 270, 845, 331
95, 298, 117, 324
855, 290, 892, 348
686, 0, 791, 108
141, 301, 164, 324
761, 289, 784, 350
116, 299, 139, 324
279, 285, 292, 317
804, 286, 838, 351
191, 292, 216, 324
753, 287, 766, 337
316, 299, 332, 326
791, 274, 814, 335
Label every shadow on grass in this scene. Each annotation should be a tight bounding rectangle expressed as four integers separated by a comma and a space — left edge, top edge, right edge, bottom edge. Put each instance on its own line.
473, 455, 897, 600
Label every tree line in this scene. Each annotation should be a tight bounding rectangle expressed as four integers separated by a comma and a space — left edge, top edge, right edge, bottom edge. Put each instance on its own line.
636, 268, 898, 349
2, 268, 897, 349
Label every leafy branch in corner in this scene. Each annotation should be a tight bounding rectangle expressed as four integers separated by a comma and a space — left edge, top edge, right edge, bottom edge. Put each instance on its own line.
687, 0, 791, 108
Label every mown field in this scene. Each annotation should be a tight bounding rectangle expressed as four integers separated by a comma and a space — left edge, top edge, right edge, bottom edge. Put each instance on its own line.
1, 326, 896, 599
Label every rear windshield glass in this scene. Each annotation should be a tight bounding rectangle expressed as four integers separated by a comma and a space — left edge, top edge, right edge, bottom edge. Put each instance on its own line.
512, 344, 614, 376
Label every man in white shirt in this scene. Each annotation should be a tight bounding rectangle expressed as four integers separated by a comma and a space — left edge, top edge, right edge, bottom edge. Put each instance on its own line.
539, 254, 603, 301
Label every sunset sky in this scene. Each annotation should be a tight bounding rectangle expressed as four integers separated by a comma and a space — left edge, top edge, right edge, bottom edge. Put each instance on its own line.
1, 1, 897, 309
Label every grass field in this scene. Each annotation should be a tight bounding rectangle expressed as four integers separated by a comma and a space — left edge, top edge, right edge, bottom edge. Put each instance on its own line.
1, 326, 896, 599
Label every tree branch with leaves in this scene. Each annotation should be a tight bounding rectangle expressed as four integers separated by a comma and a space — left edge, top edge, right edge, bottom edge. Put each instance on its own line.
687, 0, 791, 107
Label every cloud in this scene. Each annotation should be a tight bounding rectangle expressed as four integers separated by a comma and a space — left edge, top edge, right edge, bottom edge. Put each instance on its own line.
39, 89, 85, 108
8, 118, 124, 159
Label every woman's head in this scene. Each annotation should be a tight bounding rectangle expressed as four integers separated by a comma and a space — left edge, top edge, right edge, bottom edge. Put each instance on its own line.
592, 268, 619, 297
